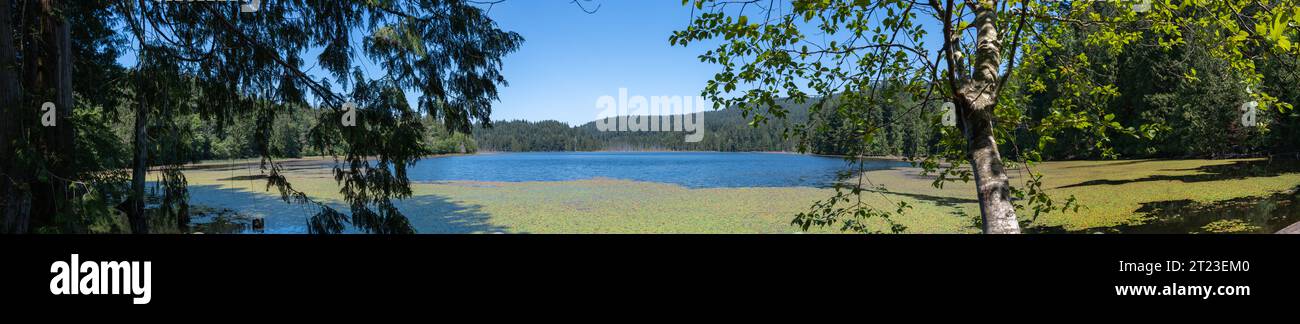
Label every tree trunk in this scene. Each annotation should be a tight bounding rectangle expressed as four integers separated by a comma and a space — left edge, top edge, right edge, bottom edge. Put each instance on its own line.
54, 0, 73, 158
0, 0, 13, 153
960, 1, 1020, 234
130, 95, 150, 234
18, 0, 75, 229
8, 0, 67, 229
124, 4, 150, 234
44, 0, 74, 221
0, 0, 26, 233
961, 103, 1020, 234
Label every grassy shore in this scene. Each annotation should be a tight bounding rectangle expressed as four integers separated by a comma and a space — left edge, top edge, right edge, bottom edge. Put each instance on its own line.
179, 157, 1300, 234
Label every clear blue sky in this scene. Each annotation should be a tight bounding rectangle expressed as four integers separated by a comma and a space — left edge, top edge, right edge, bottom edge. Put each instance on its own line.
482, 1, 722, 125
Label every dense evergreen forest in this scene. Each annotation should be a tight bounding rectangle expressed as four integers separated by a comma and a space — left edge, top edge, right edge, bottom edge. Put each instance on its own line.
106, 107, 478, 161
1011, 22, 1300, 160
145, 91, 939, 158
472, 98, 938, 156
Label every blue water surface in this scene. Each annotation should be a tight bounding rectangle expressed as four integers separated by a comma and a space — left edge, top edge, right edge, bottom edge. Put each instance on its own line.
406, 152, 908, 188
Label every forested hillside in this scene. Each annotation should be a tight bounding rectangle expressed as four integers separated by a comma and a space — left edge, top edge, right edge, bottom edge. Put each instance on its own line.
474, 95, 940, 156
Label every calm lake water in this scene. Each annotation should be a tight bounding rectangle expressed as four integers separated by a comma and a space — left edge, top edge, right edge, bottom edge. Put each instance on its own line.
186, 152, 904, 234
406, 152, 907, 188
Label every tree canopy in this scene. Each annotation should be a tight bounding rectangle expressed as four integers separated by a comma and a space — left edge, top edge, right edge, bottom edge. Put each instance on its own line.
670, 0, 1299, 233
0, 0, 522, 234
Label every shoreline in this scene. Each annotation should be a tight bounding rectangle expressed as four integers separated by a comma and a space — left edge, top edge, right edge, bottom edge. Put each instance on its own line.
182, 151, 1289, 171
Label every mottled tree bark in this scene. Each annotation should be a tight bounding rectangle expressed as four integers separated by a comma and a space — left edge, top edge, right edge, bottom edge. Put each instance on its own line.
957, 1, 1020, 234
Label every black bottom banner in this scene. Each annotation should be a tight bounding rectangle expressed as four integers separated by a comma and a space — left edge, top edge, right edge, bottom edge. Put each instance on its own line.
1, 235, 1294, 314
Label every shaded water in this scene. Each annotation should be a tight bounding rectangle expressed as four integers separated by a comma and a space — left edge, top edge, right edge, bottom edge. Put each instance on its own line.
1028, 190, 1300, 234
183, 185, 505, 234
1110, 188, 1300, 234
1030, 159, 1300, 234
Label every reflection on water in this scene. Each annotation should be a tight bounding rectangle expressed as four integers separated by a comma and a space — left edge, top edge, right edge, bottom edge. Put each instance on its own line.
187, 209, 265, 234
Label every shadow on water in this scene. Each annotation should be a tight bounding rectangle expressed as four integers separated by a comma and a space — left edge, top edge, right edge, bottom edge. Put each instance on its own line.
399, 194, 509, 234
868, 190, 979, 207
216, 175, 269, 181
1059, 159, 1152, 169
1029, 187, 1300, 234
185, 185, 506, 234
1057, 158, 1300, 189
184, 159, 337, 173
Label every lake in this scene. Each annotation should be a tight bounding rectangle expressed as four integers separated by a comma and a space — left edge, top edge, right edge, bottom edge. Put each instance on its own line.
181, 154, 1300, 234
185, 152, 908, 234
406, 152, 909, 188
